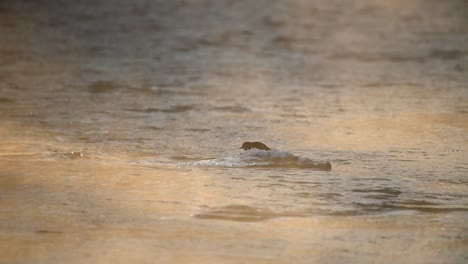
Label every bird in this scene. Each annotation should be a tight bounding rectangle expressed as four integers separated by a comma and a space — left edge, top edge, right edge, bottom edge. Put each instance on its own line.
239, 142, 271, 151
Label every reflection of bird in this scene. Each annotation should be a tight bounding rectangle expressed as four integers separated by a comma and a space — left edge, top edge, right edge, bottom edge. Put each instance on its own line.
239, 142, 271, 151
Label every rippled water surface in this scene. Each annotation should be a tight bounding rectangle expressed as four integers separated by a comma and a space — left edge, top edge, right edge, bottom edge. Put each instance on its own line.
1, 0, 468, 263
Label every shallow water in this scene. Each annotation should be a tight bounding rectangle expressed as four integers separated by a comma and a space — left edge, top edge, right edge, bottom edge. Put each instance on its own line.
1, 0, 468, 263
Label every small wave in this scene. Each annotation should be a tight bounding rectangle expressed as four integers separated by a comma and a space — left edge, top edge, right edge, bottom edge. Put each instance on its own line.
187, 149, 331, 170
0, 97, 14, 103
194, 205, 304, 222
128, 104, 196, 113
352, 188, 402, 196
87, 81, 120, 93
212, 105, 251, 113
429, 49, 468, 60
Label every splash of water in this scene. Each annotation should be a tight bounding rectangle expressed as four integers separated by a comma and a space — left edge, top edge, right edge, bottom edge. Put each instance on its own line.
188, 149, 332, 170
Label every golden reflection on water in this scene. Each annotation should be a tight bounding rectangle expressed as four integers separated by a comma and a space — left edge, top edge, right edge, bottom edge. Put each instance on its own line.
2, 117, 468, 263
282, 112, 468, 151
2, 157, 464, 263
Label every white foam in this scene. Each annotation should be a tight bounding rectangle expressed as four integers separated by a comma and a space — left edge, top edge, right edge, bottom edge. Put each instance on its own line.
185, 148, 329, 169
191, 156, 244, 167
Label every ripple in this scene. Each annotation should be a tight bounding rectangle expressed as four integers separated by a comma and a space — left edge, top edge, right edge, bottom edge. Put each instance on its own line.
129, 105, 196, 113
88, 81, 120, 93
35, 230, 64, 235
0, 97, 14, 103
212, 105, 251, 113
429, 49, 468, 60
352, 188, 402, 196
329, 52, 425, 62
355, 178, 392, 182
194, 205, 302, 222
384, 204, 468, 214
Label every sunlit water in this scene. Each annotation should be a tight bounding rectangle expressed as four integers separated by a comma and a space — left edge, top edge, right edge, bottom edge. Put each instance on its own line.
1, 0, 468, 263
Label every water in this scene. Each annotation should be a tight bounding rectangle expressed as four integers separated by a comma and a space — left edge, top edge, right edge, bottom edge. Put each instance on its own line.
1, 0, 468, 263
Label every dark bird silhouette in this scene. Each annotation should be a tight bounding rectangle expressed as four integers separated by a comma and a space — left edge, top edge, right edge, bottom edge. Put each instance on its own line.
239, 142, 271, 151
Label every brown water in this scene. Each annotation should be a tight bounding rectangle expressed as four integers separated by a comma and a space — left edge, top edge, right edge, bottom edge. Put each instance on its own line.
1, 0, 468, 263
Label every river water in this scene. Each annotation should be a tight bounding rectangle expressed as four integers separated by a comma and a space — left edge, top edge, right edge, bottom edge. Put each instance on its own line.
1, 0, 468, 263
